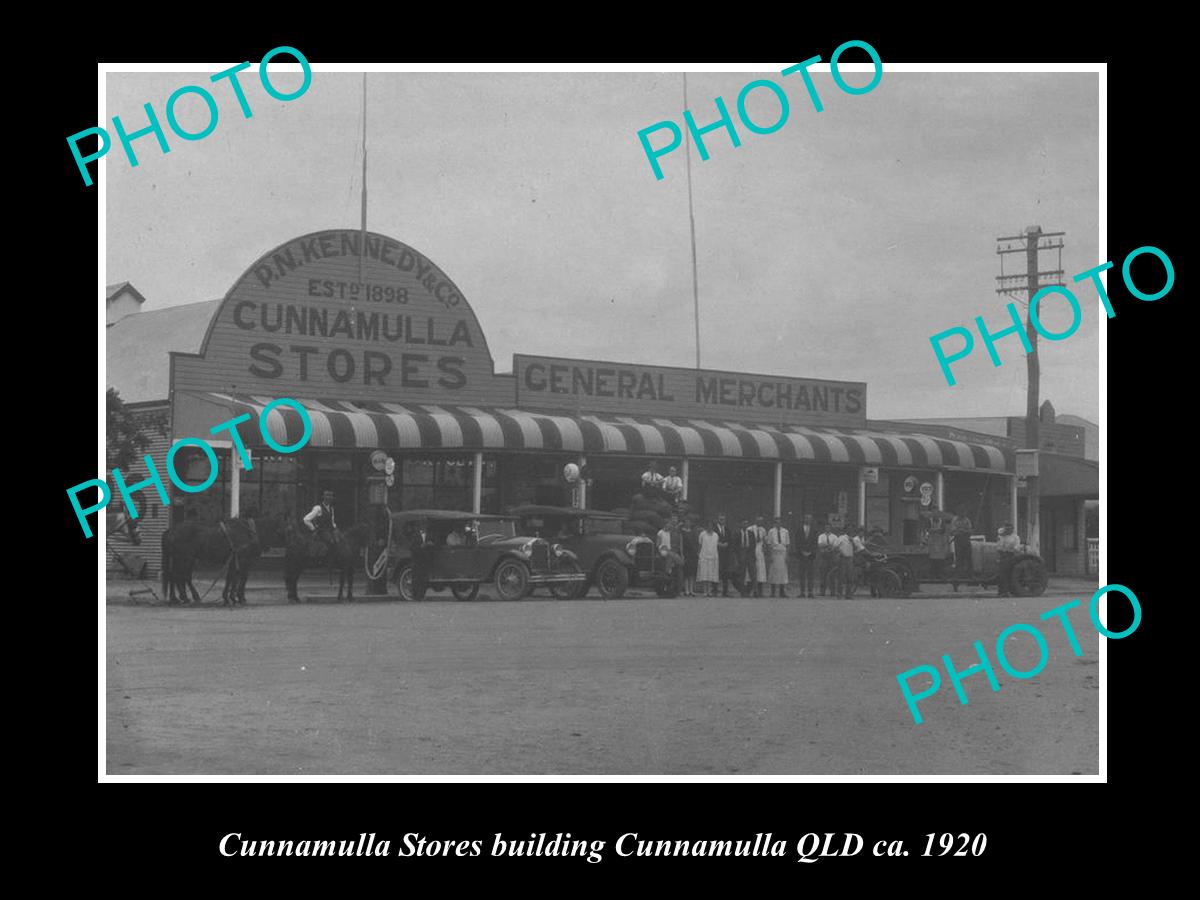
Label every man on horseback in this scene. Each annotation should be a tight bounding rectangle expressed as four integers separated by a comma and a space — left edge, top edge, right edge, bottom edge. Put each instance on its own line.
303, 490, 339, 563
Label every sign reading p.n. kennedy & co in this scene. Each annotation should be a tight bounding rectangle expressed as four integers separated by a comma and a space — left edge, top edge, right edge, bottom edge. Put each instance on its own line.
514, 354, 866, 427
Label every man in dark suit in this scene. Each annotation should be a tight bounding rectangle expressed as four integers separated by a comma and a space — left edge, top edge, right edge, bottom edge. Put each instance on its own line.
715, 513, 735, 597
406, 517, 435, 601
730, 518, 749, 596
794, 513, 819, 598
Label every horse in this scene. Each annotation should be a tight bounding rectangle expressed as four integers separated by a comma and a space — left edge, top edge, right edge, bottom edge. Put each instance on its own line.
161, 517, 261, 607
281, 520, 371, 604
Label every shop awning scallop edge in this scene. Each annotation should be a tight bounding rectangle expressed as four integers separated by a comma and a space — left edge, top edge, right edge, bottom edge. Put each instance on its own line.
195, 392, 1012, 471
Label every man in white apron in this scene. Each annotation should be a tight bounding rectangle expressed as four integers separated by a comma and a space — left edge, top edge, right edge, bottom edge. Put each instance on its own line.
765, 516, 791, 597
747, 516, 768, 597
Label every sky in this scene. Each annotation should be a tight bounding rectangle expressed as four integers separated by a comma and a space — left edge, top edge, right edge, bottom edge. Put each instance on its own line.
105, 66, 1100, 424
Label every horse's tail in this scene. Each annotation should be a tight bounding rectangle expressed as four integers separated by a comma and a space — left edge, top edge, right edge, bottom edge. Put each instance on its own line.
161, 529, 172, 595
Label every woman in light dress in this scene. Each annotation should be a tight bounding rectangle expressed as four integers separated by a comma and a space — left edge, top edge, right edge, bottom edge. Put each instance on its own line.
696, 520, 720, 596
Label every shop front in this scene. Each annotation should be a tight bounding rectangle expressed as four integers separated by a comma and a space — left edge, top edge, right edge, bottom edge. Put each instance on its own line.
166, 228, 1015, 551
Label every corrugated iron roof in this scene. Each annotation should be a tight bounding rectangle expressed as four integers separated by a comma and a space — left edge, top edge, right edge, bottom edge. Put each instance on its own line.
106, 300, 220, 404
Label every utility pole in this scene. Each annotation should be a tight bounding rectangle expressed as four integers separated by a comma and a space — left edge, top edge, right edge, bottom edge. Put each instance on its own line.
682, 73, 701, 369
995, 225, 1065, 556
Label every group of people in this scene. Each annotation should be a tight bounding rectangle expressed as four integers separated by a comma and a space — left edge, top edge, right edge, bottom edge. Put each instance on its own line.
654, 512, 883, 599
640, 463, 685, 505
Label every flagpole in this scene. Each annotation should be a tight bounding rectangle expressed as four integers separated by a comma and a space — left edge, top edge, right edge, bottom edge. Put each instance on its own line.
683, 72, 701, 370
359, 73, 368, 285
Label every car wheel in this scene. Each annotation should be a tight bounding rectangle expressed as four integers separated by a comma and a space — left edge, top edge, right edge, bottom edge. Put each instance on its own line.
494, 559, 530, 601
450, 583, 480, 602
1010, 560, 1048, 597
551, 561, 583, 600
873, 568, 903, 599
594, 559, 629, 600
395, 565, 416, 602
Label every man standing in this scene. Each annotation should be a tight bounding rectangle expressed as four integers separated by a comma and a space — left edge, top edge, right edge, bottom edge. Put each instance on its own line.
795, 513, 818, 598
952, 509, 975, 575
817, 521, 837, 596
661, 466, 684, 505
657, 515, 683, 579
849, 526, 868, 597
303, 489, 337, 533
303, 489, 338, 562
765, 516, 791, 598
734, 518, 752, 595
746, 516, 768, 597
996, 523, 1021, 596
406, 517, 434, 601
641, 462, 664, 500
715, 513, 736, 597
834, 525, 856, 599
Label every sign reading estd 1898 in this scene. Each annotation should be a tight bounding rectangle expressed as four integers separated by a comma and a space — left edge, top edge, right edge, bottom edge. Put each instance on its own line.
515, 354, 866, 428
172, 230, 508, 406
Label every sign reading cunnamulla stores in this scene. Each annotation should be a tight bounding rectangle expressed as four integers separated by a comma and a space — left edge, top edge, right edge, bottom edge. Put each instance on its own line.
172, 230, 509, 406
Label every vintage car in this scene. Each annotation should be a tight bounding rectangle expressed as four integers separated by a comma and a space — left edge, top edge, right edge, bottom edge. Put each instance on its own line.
380, 510, 586, 602
870, 509, 1048, 598
509, 505, 682, 599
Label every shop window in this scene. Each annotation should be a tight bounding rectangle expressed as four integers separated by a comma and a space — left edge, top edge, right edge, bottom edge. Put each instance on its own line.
315, 452, 354, 474
169, 448, 228, 525
174, 446, 221, 487
480, 457, 499, 513
260, 455, 299, 482
395, 455, 477, 512
865, 470, 890, 536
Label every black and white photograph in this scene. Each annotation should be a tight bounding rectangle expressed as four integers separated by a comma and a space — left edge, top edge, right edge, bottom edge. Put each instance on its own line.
95, 59, 1110, 779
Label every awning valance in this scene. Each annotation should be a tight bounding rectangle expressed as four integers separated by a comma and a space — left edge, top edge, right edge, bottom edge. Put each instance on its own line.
192, 393, 1012, 471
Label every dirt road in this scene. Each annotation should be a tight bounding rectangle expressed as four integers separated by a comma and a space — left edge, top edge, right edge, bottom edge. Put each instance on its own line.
106, 592, 1100, 775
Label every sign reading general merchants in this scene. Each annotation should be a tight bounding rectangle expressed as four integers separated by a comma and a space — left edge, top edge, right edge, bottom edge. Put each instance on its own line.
172, 230, 510, 407
514, 354, 866, 428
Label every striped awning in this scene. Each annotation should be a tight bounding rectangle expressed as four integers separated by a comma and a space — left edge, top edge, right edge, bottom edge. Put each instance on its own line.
202, 392, 1012, 471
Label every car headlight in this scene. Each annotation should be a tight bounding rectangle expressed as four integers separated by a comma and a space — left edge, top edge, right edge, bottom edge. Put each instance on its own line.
519, 540, 535, 555
626, 538, 645, 556
552, 543, 564, 556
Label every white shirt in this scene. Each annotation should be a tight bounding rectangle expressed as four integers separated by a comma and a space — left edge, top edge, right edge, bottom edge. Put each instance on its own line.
662, 475, 683, 496
834, 534, 855, 557
766, 527, 790, 548
997, 532, 1020, 552
303, 503, 336, 531
657, 528, 675, 553
818, 532, 837, 550
642, 470, 664, 487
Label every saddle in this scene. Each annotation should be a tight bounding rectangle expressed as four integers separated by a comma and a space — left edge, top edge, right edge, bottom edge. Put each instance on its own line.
307, 528, 341, 563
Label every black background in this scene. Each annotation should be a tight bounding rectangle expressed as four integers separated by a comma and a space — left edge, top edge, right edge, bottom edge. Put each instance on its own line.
44, 17, 1178, 883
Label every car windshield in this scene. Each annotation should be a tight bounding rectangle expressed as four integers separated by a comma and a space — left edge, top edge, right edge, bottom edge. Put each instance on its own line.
476, 520, 516, 541
585, 517, 626, 535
